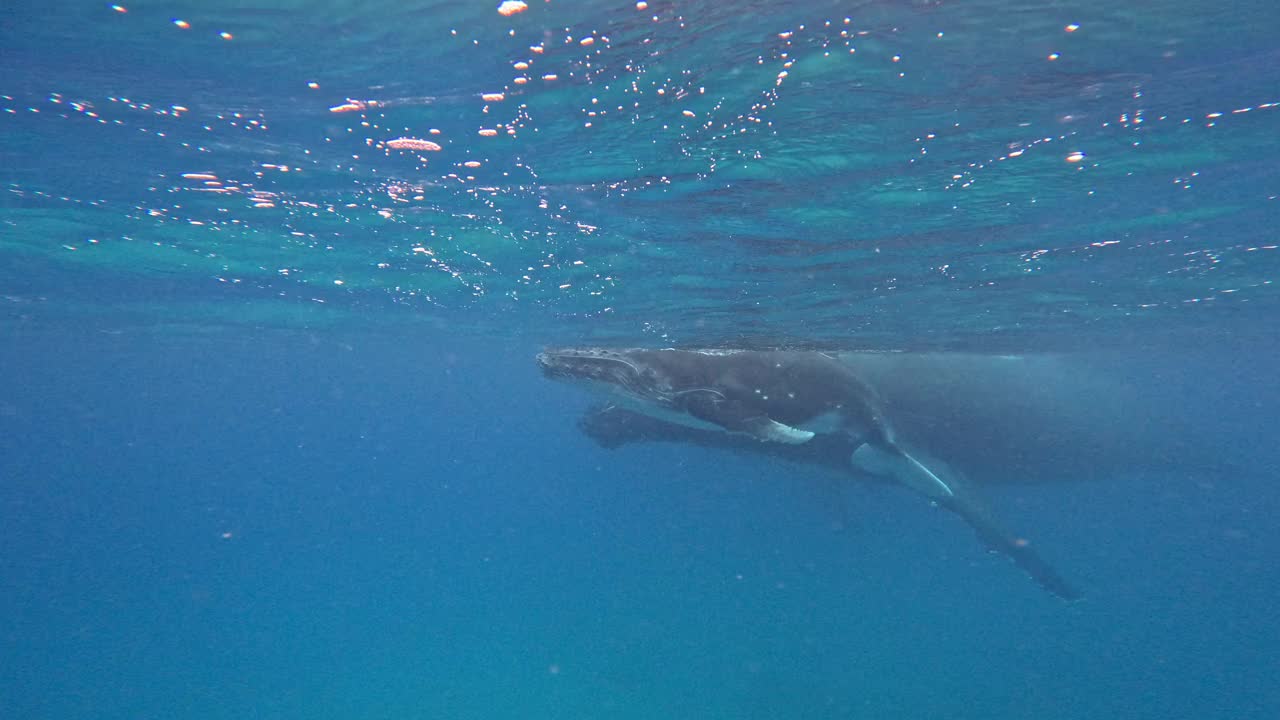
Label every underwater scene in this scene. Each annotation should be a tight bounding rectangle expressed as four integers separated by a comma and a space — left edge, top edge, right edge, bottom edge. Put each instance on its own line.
2, 1, 1278, 718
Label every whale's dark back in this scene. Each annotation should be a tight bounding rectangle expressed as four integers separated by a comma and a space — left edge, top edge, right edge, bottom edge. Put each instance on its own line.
627, 349, 887, 433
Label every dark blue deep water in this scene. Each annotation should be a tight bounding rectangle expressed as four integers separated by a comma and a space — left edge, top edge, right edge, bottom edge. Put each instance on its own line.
2, 2, 1279, 719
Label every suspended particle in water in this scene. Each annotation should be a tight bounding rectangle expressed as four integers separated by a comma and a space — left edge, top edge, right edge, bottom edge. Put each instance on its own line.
386, 138, 443, 151
497, 1, 527, 16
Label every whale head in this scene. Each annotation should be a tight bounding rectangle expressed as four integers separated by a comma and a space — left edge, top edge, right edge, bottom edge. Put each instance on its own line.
537, 347, 669, 399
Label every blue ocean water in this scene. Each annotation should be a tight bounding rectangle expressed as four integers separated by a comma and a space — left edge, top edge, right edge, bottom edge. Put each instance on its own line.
2, 2, 1278, 719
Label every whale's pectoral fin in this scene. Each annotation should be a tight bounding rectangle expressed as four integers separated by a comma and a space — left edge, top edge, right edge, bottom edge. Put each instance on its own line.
679, 391, 814, 444
851, 442, 1081, 600
851, 443, 955, 499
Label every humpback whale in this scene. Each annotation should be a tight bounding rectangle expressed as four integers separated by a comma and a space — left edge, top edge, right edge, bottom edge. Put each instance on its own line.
537, 347, 1081, 601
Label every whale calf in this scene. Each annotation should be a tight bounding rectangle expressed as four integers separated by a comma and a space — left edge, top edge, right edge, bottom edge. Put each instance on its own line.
537, 347, 1081, 600
537, 348, 956, 499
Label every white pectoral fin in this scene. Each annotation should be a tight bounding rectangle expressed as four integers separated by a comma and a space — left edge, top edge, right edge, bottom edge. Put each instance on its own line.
851, 444, 955, 498
900, 450, 955, 498
745, 418, 816, 444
